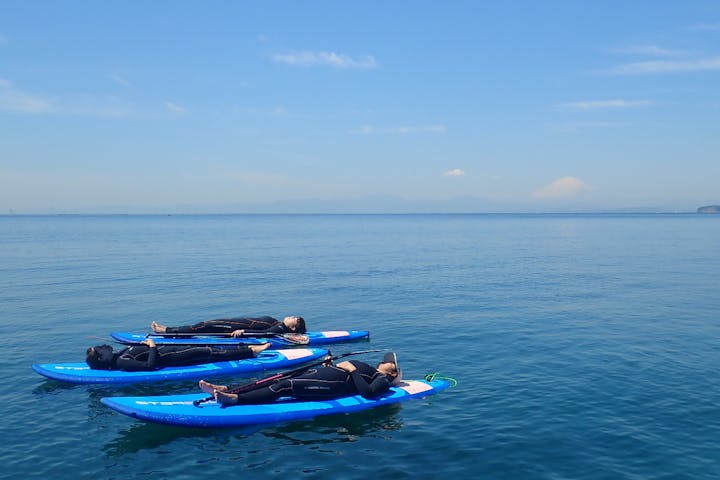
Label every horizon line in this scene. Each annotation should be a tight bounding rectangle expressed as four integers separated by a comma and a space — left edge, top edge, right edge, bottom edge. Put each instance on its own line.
0, 209, 713, 217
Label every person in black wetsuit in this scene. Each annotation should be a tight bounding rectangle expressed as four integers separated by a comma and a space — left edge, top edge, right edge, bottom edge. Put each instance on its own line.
85, 338, 270, 372
151, 315, 306, 337
198, 352, 402, 405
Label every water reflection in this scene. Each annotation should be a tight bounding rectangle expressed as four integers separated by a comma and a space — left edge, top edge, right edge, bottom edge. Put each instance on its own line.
261, 403, 403, 444
103, 421, 264, 456
31, 376, 204, 397
102, 403, 404, 456
31, 378, 78, 395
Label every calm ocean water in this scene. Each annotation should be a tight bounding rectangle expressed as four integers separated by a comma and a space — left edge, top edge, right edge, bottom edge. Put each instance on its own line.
1, 213, 719, 479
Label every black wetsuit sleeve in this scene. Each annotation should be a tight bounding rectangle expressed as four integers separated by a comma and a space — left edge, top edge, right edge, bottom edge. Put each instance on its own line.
242, 322, 288, 335
348, 370, 391, 398
144, 346, 158, 369
114, 345, 158, 371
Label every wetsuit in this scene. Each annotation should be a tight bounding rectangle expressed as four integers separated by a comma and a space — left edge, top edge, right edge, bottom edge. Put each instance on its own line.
230, 360, 392, 404
164, 316, 287, 335
112, 344, 256, 371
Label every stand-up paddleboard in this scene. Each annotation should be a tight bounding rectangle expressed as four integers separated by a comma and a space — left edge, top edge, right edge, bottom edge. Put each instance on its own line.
111, 330, 370, 348
32, 348, 328, 385
101, 378, 451, 428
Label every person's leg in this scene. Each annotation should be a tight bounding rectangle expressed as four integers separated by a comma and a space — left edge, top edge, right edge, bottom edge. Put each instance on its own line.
158, 343, 272, 368
152, 321, 209, 334
151, 321, 166, 333
216, 379, 293, 405
199, 379, 228, 394
289, 377, 352, 400
160, 320, 234, 334
157, 345, 217, 366
202, 343, 270, 361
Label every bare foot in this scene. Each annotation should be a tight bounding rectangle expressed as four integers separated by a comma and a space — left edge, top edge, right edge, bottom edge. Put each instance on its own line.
198, 379, 227, 394
214, 389, 238, 405
250, 342, 271, 355
151, 321, 167, 333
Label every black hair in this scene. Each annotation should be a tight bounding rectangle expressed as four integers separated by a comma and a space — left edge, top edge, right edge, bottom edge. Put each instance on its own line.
86, 344, 115, 370
294, 316, 306, 334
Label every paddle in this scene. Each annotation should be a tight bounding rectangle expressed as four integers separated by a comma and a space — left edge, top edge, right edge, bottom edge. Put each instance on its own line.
193, 348, 381, 407
145, 331, 310, 345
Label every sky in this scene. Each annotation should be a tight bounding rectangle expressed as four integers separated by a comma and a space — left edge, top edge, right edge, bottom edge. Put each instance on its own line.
1, 1, 719, 213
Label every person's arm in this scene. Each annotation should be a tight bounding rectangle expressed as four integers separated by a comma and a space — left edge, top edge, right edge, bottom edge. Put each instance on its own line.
337, 361, 392, 398
233, 322, 287, 336
265, 322, 288, 334
115, 343, 158, 371
350, 371, 391, 397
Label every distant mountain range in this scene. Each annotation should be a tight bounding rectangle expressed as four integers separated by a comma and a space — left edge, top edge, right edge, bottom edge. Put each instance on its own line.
6, 197, 718, 215
697, 205, 720, 213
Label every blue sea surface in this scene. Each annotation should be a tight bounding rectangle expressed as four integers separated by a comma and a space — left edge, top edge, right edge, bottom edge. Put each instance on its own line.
1, 213, 718, 479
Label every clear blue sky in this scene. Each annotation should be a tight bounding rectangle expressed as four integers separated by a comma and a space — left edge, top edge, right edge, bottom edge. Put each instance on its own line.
1, 1, 719, 213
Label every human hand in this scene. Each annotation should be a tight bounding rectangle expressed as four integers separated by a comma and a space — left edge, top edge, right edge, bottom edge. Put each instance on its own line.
142, 338, 156, 347
230, 329, 245, 337
336, 361, 356, 372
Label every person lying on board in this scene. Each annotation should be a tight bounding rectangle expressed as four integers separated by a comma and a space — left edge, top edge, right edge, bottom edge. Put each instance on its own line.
199, 352, 402, 405
86, 338, 270, 371
151, 315, 306, 337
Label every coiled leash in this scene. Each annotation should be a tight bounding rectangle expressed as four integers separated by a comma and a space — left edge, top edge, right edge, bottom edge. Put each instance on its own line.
424, 372, 458, 387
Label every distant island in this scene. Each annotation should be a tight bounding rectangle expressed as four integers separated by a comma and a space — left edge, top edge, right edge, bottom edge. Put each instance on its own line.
697, 205, 720, 213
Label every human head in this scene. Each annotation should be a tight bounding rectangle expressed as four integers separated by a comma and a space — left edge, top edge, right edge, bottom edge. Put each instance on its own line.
86, 344, 115, 370
284, 315, 306, 334
377, 352, 402, 385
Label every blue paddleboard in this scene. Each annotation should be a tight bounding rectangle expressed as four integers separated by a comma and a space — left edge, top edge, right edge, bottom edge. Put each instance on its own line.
32, 348, 328, 385
101, 378, 451, 428
110, 330, 370, 348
